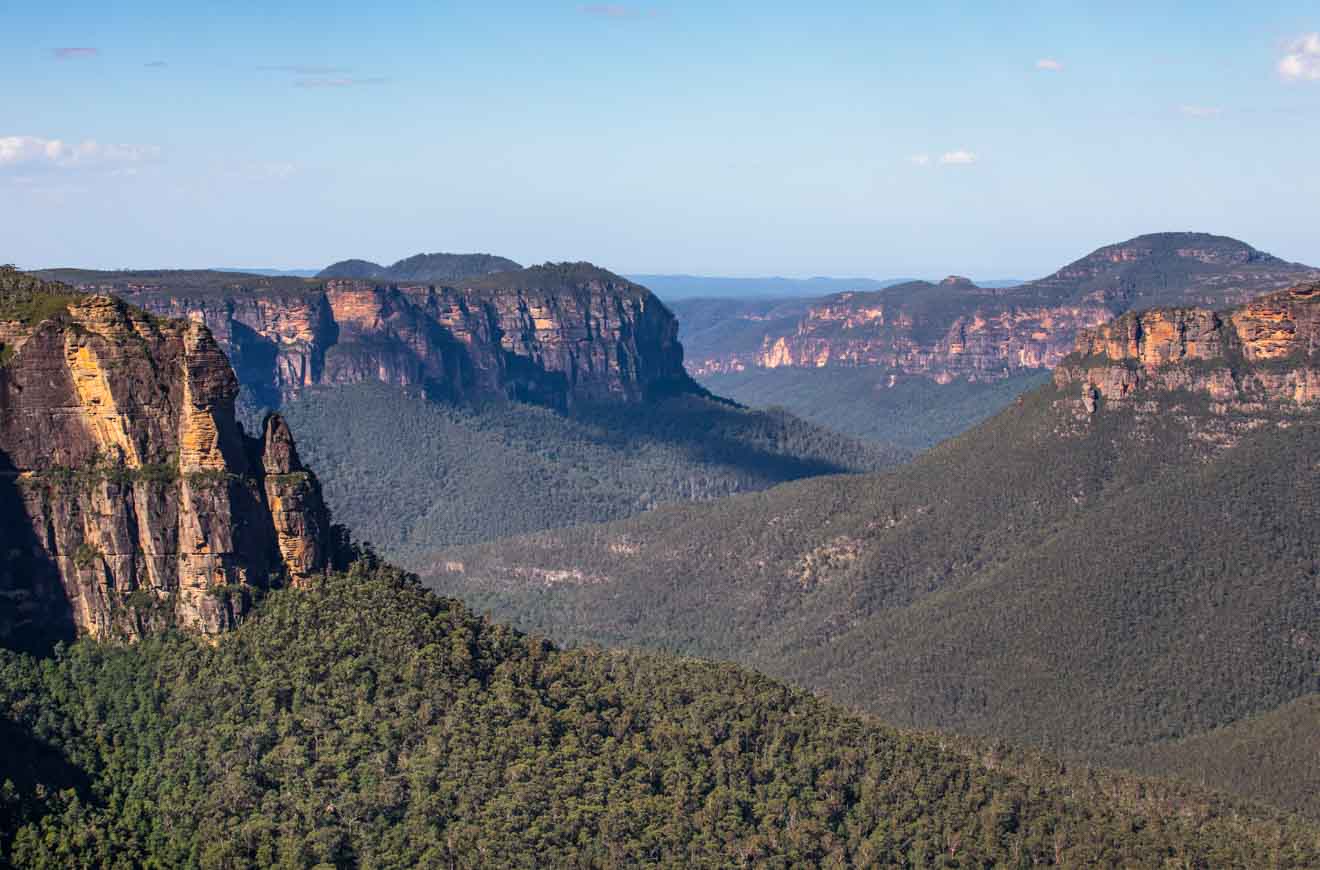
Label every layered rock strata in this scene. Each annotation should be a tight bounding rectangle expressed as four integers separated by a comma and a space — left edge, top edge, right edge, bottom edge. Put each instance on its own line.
54, 263, 699, 409
0, 274, 330, 645
1053, 282, 1320, 420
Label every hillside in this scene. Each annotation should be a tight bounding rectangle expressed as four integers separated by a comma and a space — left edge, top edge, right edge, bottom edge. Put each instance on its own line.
3, 565, 1318, 867
1098, 694, 1320, 820
278, 382, 906, 560
318, 251, 522, 282
697, 368, 1051, 450
426, 283, 1320, 809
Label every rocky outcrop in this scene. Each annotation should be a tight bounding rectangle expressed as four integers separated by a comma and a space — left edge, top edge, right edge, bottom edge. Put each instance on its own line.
681, 234, 1318, 382
49, 263, 699, 409
0, 271, 331, 646
1053, 282, 1320, 420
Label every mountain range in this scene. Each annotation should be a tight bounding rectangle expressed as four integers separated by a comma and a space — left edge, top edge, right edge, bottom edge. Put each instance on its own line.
675, 232, 1318, 382
3, 265, 1319, 865
674, 232, 1320, 448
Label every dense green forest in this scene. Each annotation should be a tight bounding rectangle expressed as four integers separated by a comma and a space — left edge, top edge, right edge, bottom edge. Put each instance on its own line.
427, 383, 1320, 813
3, 563, 1319, 868
1097, 694, 1320, 820
697, 369, 1050, 450
277, 383, 906, 561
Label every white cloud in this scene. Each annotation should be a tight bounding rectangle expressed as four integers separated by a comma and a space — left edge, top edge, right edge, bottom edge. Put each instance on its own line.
908, 154, 931, 166
0, 136, 161, 169
1278, 33, 1320, 81
938, 150, 978, 166
1035, 58, 1064, 72
1179, 104, 1223, 118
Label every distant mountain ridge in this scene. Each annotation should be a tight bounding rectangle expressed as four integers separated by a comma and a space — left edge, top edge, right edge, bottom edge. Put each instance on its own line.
677, 232, 1319, 381
631, 273, 1024, 301
318, 252, 522, 283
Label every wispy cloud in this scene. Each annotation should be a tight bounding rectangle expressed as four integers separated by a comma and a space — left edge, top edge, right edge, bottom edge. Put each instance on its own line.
939, 150, 978, 166
1179, 104, 1223, 118
260, 64, 349, 75
1035, 58, 1064, 72
0, 136, 161, 170
908, 154, 931, 166
145, 61, 168, 68
52, 47, 98, 60
580, 4, 653, 18
224, 161, 300, 180
1278, 33, 1320, 81
293, 76, 389, 88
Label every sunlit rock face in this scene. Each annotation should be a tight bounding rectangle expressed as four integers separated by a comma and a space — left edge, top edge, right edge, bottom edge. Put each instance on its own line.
1053, 282, 1320, 433
0, 275, 330, 645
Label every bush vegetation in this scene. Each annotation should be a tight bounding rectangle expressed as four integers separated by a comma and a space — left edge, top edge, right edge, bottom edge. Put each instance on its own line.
697, 368, 1050, 450
3, 564, 1317, 868
277, 383, 906, 561
427, 383, 1320, 813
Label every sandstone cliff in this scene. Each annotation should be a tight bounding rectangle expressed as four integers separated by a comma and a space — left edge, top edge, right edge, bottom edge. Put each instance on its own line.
41, 263, 699, 409
0, 268, 330, 647
679, 233, 1317, 382
1053, 282, 1320, 435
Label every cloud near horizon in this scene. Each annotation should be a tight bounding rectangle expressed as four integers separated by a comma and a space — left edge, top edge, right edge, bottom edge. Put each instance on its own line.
1278, 33, 1320, 81
1035, 58, 1064, 72
939, 150, 977, 165
0, 136, 161, 169
52, 47, 98, 60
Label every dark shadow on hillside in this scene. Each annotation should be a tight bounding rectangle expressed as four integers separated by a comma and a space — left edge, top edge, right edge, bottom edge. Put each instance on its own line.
0, 716, 93, 809
0, 449, 75, 657
563, 395, 896, 481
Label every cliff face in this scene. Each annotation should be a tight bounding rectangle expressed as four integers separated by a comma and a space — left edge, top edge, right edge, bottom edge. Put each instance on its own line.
0, 272, 330, 647
1053, 282, 1320, 431
681, 234, 1318, 382
49, 263, 698, 409
714, 283, 1113, 383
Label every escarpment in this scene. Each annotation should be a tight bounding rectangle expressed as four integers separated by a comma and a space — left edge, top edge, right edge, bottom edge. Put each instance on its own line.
45, 263, 700, 409
1053, 282, 1320, 432
680, 233, 1318, 382
0, 270, 330, 647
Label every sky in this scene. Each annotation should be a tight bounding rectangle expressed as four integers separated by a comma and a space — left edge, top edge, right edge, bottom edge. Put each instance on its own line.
2, 1, 1318, 279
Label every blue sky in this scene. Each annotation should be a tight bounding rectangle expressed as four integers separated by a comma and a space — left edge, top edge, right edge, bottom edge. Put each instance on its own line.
3, 1, 1318, 278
